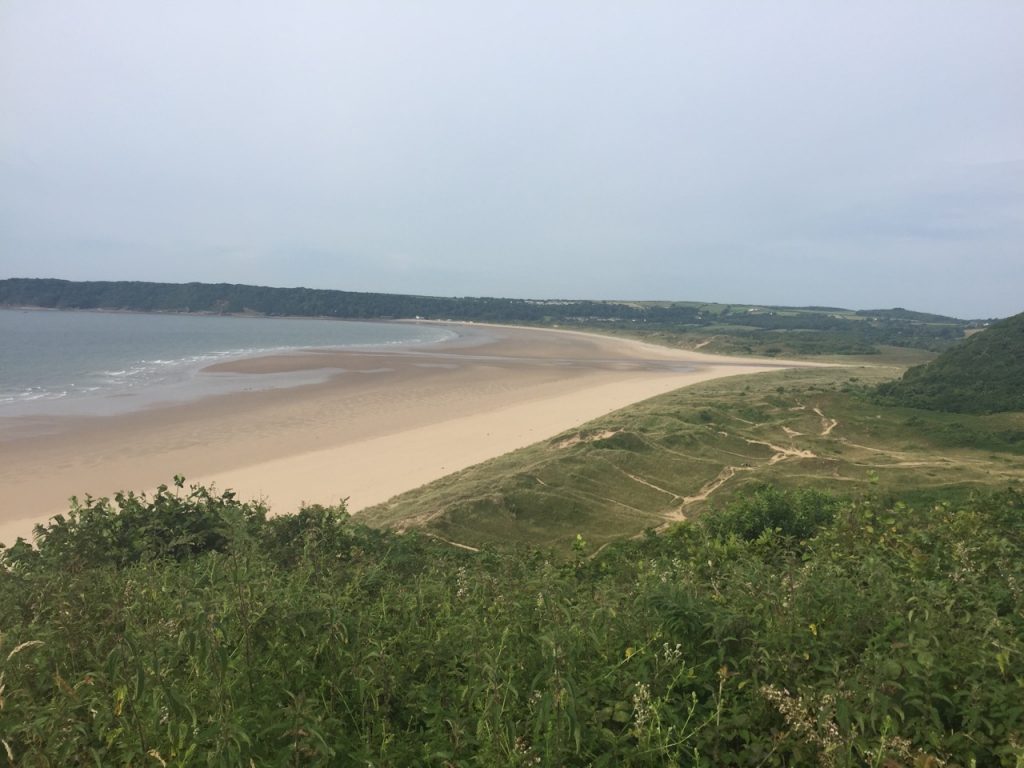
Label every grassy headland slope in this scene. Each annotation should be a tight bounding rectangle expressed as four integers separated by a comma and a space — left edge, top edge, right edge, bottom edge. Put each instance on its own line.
363, 364, 1024, 552
2, 286, 1021, 763
1, 277, 975, 356
875, 310, 1024, 413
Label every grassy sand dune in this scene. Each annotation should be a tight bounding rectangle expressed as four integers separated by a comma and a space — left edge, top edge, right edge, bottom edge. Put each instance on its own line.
363, 363, 1024, 552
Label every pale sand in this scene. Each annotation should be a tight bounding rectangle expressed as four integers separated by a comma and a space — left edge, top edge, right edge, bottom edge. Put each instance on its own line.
0, 324, 801, 545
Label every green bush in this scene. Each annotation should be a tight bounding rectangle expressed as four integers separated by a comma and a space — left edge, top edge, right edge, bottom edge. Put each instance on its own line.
701, 485, 841, 542
0, 482, 1021, 765
13, 477, 268, 571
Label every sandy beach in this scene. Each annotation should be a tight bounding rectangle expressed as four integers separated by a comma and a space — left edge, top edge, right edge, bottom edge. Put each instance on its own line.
0, 323, 798, 545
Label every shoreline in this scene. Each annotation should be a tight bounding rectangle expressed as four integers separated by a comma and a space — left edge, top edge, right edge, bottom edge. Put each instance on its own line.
0, 323, 804, 546
0, 309, 462, 420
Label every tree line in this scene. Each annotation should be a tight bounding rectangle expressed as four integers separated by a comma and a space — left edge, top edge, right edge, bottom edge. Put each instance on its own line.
1, 277, 971, 353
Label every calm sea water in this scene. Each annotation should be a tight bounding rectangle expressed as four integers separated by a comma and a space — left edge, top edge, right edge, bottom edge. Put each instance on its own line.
0, 309, 456, 417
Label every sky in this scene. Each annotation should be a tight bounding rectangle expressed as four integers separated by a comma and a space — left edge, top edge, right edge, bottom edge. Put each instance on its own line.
1, 2, 1022, 319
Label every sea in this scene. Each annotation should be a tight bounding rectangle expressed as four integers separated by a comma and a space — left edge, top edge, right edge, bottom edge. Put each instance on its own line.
0, 308, 457, 419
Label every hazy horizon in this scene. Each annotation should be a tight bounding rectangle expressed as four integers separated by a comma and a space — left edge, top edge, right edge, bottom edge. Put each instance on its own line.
2, 2, 1022, 319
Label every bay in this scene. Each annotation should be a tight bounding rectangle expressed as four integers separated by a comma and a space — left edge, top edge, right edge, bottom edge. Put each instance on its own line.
0, 308, 456, 417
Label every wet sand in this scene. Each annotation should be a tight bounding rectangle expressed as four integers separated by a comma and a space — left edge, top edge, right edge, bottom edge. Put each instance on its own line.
0, 323, 796, 545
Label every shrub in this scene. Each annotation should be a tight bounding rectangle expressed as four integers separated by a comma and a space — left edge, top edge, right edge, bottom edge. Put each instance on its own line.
701, 485, 841, 542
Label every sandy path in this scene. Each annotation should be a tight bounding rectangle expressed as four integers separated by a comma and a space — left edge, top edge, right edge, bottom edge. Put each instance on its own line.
0, 323, 798, 545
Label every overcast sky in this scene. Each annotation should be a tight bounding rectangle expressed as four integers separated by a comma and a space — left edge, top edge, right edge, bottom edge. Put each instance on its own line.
2, 2, 1021, 318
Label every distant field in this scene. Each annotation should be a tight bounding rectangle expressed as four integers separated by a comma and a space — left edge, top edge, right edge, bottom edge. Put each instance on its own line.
362, 363, 1024, 552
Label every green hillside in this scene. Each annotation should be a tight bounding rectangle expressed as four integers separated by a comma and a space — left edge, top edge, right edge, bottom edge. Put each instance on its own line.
875, 311, 1024, 413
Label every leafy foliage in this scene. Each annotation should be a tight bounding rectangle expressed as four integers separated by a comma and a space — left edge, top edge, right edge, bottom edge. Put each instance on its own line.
875, 311, 1024, 413
701, 486, 841, 542
1, 481, 1021, 765
10, 477, 267, 571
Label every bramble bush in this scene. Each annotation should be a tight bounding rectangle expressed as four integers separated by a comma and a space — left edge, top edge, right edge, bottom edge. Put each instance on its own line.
0, 481, 1021, 765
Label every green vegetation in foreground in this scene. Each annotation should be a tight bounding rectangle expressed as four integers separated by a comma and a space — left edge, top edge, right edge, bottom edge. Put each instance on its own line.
364, 365, 1024, 552
875, 310, 1024, 414
1, 277, 978, 356
1, 479, 1021, 765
